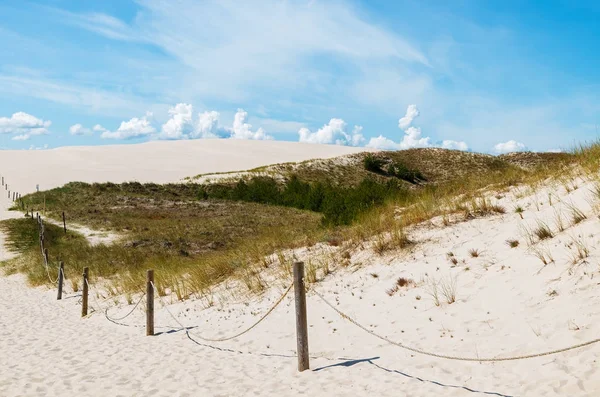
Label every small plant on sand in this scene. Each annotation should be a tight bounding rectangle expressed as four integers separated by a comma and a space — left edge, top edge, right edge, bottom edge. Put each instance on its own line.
440, 275, 458, 304
568, 236, 590, 265
533, 221, 553, 241
426, 278, 441, 307
531, 246, 554, 266
567, 204, 587, 225
396, 277, 415, 288
468, 249, 480, 258
554, 210, 565, 232
515, 206, 524, 219
506, 239, 520, 248
306, 260, 318, 284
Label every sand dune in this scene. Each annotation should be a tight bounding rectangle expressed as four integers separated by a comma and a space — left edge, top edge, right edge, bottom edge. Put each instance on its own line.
1, 142, 600, 396
0, 140, 369, 195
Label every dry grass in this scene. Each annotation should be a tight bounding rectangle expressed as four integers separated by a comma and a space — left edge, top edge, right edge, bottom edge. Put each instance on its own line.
468, 249, 480, 258
506, 239, 520, 248
533, 221, 554, 241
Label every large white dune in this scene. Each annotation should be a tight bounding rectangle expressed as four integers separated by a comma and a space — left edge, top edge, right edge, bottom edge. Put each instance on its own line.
0, 139, 369, 194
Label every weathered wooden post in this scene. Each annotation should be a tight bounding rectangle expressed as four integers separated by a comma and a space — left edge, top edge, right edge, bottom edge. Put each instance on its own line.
82, 267, 89, 317
293, 261, 309, 371
62, 211, 67, 234
57, 262, 64, 300
146, 269, 154, 336
43, 248, 49, 265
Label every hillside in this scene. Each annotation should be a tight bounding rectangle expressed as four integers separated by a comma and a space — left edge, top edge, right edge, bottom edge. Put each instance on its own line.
190, 148, 575, 187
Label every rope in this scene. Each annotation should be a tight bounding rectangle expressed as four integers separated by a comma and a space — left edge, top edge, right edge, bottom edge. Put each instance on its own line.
312, 288, 600, 362
105, 293, 146, 322
152, 281, 292, 342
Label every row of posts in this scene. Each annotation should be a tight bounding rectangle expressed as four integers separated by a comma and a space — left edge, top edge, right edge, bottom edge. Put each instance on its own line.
53, 257, 310, 371
1, 176, 22, 203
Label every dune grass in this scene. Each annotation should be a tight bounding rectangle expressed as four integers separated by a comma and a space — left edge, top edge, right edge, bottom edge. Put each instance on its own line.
1, 188, 323, 296
2, 142, 594, 298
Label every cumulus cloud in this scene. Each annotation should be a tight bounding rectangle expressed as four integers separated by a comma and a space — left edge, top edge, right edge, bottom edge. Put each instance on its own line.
442, 140, 469, 151
493, 140, 527, 154
12, 134, 31, 141
100, 112, 156, 139
0, 112, 51, 137
158, 103, 194, 140
298, 118, 365, 146
366, 135, 398, 150
94, 106, 272, 141
398, 104, 419, 130
192, 110, 224, 139
367, 105, 468, 151
229, 109, 273, 140
69, 123, 92, 136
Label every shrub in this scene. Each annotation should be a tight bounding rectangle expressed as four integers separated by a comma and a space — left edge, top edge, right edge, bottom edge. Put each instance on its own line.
364, 154, 385, 174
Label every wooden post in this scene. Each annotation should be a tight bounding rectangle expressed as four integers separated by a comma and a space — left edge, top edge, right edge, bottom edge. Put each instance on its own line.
146, 269, 154, 336
57, 262, 64, 300
82, 267, 89, 317
293, 261, 309, 371
62, 211, 67, 234
44, 248, 49, 265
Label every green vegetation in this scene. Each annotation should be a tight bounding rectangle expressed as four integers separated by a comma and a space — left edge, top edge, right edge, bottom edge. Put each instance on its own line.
363, 154, 425, 184
200, 175, 407, 225
0, 143, 587, 299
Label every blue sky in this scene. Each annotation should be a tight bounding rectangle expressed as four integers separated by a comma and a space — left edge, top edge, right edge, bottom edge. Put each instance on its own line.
0, 0, 598, 153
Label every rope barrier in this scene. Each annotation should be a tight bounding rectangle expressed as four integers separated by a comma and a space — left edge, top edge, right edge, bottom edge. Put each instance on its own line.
152, 281, 292, 342
312, 288, 600, 362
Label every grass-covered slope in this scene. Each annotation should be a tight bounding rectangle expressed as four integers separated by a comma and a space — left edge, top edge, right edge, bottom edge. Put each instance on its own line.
0, 145, 583, 297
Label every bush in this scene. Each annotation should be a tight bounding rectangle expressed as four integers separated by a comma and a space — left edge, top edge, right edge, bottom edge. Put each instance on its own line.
364, 154, 385, 174
197, 175, 407, 226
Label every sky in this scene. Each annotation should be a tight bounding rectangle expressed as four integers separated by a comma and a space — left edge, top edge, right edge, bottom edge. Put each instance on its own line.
0, 0, 598, 153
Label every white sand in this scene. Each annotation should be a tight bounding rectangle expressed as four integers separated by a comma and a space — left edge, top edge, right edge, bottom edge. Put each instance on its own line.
0, 139, 369, 194
1, 142, 600, 396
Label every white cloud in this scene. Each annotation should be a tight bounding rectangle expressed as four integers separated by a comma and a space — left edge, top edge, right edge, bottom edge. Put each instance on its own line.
321, 104, 469, 151
493, 140, 527, 154
158, 103, 193, 140
192, 110, 225, 139
229, 109, 273, 140
398, 104, 419, 130
69, 123, 92, 136
93, 124, 106, 132
12, 134, 30, 141
28, 144, 49, 150
100, 112, 156, 139
61, 0, 427, 104
366, 135, 399, 150
0, 112, 51, 136
298, 118, 364, 146
398, 126, 431, 149
442, 140, 469, 151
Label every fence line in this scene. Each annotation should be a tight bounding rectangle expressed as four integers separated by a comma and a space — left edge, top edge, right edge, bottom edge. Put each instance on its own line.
152, 280, 293, 342
6, 176, 600, 373
312, 287, 600, 362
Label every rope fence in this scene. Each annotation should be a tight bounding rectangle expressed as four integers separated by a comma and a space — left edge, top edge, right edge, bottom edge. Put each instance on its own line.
4, 174, 600, 373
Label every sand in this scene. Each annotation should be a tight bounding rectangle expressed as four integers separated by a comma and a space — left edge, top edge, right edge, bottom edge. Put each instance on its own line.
1, 141, 600, 396
0, 139, 369, 194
